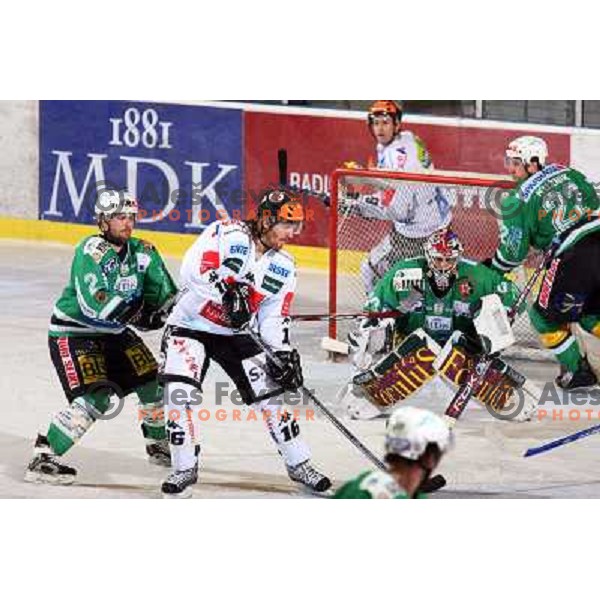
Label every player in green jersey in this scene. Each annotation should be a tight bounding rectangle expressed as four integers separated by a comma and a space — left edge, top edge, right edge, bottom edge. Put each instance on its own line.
490, 136, 600, 390
334, 406, 453, 499
353, 228, 520, 352
25, 190, 178, 484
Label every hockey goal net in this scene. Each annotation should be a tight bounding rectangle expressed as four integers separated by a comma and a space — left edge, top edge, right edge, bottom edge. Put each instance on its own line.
328, 167, 548, 359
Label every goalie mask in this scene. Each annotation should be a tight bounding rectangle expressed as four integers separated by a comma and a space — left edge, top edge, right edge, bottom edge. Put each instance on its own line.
424, 228, 463, 293
385, 406, 453, 463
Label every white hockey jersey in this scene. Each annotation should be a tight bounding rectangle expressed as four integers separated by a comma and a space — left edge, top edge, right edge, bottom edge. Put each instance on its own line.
359, 131, 452, 238
168, 220, 295, 351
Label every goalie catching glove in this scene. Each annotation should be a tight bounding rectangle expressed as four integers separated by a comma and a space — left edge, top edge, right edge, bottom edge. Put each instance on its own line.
266, 349, 304, 390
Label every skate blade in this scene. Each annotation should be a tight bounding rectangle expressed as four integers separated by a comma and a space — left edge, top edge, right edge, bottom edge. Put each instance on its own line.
161, 487, 193, 499
24, 471, 75, 485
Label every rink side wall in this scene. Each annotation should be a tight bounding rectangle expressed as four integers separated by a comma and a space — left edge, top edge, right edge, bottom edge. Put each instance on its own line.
1, 100, 600, 268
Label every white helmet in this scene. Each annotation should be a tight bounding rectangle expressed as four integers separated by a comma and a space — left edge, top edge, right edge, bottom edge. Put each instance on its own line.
94, 190, 138, 221
505, 136, 548, 167
385, 406, 453, 461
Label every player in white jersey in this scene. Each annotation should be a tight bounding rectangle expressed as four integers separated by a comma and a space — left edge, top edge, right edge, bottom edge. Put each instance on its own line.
159, 190, 331, 498
342, 100, 452, 294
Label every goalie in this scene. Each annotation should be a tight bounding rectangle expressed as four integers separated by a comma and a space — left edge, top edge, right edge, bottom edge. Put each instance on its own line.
345, 228, 538, 422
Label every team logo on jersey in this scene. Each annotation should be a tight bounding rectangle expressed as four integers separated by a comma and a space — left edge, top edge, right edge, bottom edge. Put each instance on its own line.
458, 278, 473, 298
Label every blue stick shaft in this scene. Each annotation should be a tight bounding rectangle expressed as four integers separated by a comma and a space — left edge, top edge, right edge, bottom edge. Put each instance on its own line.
524, 424, 600, 457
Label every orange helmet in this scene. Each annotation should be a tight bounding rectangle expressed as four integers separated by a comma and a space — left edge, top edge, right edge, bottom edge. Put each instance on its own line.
258, 189, 304, 226
367, 100, 403, 124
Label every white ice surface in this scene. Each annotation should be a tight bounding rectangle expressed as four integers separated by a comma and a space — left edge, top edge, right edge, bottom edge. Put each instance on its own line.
3, 239, 600, 498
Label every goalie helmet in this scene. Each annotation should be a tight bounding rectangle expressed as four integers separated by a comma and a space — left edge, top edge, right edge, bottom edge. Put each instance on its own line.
257, 189, 304, 231
385, 406, 452, 462
94, 190, 138, 221
505, 136, 548, 168
424, 228, 463, 292
367, 100, 403, 124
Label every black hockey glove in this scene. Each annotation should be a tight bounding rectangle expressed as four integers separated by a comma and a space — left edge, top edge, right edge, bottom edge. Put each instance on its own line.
266, 349, 304, 390
222, 283, 253, 330
133, 304, 169, 331
112, 294, 145, 325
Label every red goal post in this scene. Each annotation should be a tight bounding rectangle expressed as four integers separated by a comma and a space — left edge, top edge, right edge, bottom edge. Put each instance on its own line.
327, 167, 545, 355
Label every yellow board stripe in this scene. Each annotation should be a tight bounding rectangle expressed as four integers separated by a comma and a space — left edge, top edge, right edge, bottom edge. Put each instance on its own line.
0, 216, 352, 272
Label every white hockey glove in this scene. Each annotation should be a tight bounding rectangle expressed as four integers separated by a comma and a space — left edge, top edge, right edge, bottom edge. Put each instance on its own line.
348, 317, 394, 369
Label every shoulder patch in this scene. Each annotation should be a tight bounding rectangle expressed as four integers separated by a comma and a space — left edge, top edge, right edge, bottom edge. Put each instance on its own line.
138, 239, 155, 253
83, 236, 111, 263
359, 471, 403, 499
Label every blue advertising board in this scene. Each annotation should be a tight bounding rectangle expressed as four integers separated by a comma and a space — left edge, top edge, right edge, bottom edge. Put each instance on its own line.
39, 101, 243, 232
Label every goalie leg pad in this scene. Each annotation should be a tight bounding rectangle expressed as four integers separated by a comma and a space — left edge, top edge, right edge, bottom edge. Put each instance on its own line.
352, 331, 439, 410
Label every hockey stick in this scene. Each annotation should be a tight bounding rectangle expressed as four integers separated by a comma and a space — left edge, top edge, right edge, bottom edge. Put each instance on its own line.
523, 423, 600, 457
276, 148, 331, 207
443, 245, 555, 426
243, 326, 387, 471
288, 310, 404, 323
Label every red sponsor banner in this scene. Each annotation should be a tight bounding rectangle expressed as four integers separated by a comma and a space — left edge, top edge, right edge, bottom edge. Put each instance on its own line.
243, 110, 571, 254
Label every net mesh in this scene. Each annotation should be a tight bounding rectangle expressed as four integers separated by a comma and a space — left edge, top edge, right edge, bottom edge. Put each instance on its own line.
329, 168, 549, 359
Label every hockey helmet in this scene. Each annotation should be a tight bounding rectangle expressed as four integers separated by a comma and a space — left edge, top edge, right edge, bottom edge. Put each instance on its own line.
385, 406, 453, 462
505, 136, 548, 168
94, 190, 138, 222
367, 100, 403, 124
257, 189, 305, 232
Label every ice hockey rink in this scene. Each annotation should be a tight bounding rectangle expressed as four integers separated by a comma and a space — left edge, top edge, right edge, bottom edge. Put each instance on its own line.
3, 238, 600, 499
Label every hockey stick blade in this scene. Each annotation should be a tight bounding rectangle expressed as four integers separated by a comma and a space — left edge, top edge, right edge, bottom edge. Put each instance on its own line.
523, 423, 600, 457
278, 148, 287, 187
417, 474, 447, 494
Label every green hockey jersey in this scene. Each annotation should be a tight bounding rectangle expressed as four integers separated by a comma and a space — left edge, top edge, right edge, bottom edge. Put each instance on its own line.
365, 257, 520, 345
492, 164, 600, 272
334, 470, 424, 499
49, 235, 178, 337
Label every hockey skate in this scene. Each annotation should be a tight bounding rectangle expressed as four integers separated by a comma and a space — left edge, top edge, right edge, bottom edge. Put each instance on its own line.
286, 460, 332, 493
146, 439, 172, 467
24, 434, 77, 485
555, 357, 598, 391
161, 465, 198, 499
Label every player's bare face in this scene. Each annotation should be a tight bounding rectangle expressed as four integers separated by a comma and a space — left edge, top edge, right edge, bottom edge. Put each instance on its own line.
505, 157, 528, 181
263, 221, 303, 250
371, 116, 397, 146
105, 214, 135, 246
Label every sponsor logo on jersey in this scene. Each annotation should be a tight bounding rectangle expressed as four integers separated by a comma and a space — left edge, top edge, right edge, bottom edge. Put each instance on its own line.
453, 301, 471, 316
425, 315, 452, 332
200, 250, 220, 274
267, 263, 290, 278
200, 301, 229, 327
84, 238, 110, 263
262, 274, 284, 294
102, 257, 118, 275
230, 244, 248, 256
136, 253, 151, 273
520, 164, 565, 203
538, 258, 560, 309
433, 302, 444, 315
115, 275, 138, 293
57, 337, 80, 390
